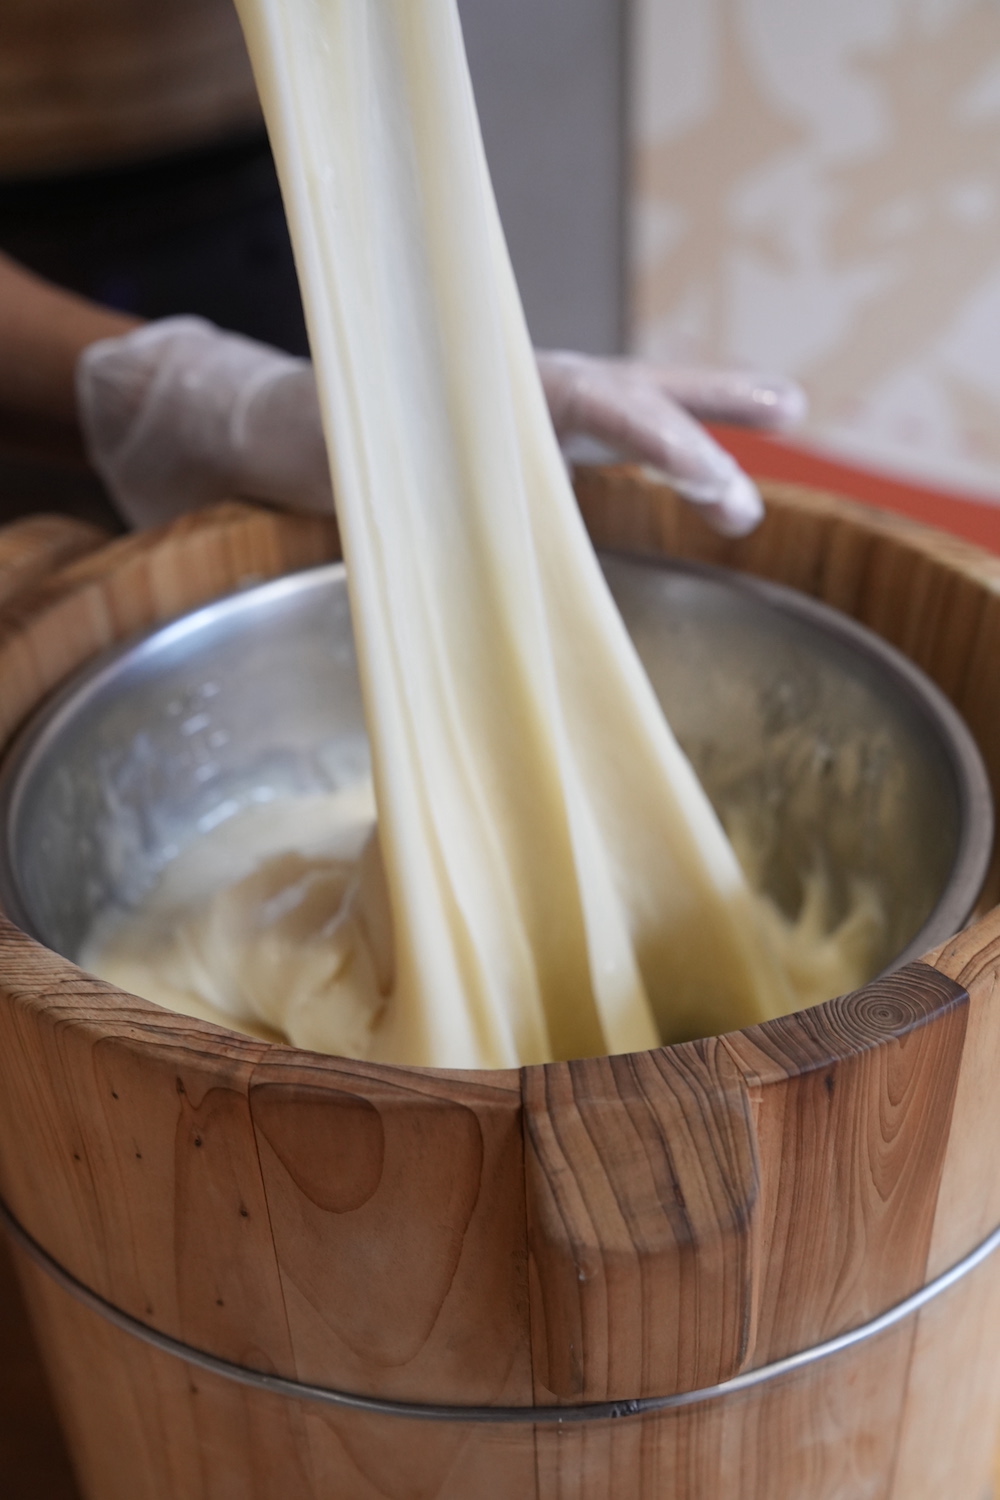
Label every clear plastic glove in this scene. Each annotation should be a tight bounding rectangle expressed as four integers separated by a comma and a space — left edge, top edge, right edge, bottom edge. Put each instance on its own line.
77, 317, 805, 536
536, 351, 805, 537
76, 317, 331, 531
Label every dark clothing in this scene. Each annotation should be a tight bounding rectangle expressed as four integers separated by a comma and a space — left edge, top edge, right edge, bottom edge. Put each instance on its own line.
0, 128, 309, 529
0, 129, 309, 356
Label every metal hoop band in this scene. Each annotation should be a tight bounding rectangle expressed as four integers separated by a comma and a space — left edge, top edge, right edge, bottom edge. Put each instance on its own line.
4, 1194, 1000, 1426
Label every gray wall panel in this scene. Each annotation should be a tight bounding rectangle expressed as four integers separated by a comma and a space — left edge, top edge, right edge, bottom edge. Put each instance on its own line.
458, 0, 625, 354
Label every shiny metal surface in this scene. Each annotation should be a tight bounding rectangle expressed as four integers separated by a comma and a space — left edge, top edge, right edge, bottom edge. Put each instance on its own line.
0, 554, 991, 981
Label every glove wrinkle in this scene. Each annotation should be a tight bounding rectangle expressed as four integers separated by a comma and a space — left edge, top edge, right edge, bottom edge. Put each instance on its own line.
77, 315, 335, 529
536, 349, 772, 537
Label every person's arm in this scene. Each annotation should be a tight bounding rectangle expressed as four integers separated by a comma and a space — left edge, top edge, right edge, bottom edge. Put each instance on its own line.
77, 317, 806, 535
0, 251, 805, 534
0, 253, 138, 425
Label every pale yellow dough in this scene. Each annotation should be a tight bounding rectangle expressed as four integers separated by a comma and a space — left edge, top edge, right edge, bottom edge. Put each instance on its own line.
85, 0, 881, 1066
84, 788, 884, 1061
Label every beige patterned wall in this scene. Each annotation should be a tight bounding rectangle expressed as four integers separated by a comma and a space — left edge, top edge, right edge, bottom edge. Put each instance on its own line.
629, 0, 1000, 498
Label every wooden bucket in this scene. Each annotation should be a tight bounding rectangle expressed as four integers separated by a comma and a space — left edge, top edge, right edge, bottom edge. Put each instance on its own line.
1, 472, 1000, 1499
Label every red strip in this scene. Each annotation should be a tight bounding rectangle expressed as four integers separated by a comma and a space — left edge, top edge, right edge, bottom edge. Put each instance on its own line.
709, 425, 1000, 555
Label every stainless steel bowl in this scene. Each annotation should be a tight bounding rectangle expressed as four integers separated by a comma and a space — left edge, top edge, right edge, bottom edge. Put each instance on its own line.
0, 554, 991, 988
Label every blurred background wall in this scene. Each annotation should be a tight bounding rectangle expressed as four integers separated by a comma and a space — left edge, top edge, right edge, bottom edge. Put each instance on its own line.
630, 0, 1000, 500
465, 0, 1000, 502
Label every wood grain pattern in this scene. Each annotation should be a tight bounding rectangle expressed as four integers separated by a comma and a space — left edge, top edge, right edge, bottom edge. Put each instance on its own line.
922, 909, 1000, 1283
525, 963, 968, 1403
0, 917, 530, 1404
888, 1237, 1000, 1500
0, 513, 108, 608
0, 1233, 78, 1499
9, 1236, 957, 1500
0, 920, 291, 1365
0, 478, 999, 1497
532, 1319, 918, 1500
0, 514, 110, 1496
723, 962, 968, 1366
524, 1040, 759, 1402
247, 1052, 530, 1406
14, 1252, 318, 1500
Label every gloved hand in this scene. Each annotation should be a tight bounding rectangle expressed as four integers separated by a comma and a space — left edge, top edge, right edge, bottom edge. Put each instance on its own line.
77, 316, 805, 536
77, 317, 331, 531
536, 351, 805, 537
